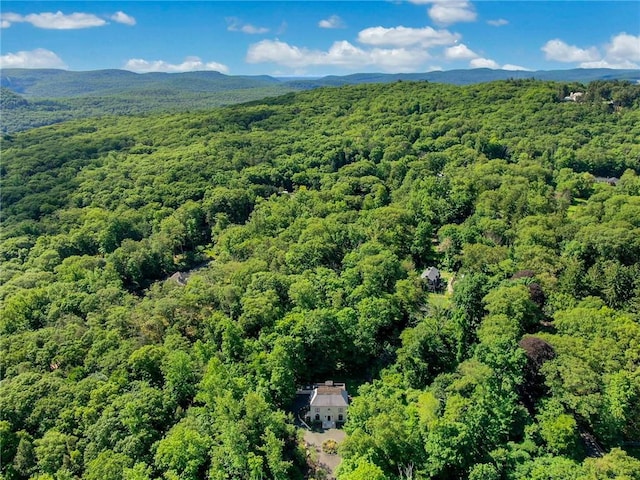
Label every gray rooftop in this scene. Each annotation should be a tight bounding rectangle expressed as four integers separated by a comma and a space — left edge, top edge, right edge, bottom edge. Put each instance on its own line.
421, 267, 440, 282
310, 384, 349, 408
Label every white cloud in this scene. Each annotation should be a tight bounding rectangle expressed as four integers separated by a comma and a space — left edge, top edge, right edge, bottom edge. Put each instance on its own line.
277, 20, 288, 35
1, 10, 135, 29
542, 33, 639, 69
24, 11, 105, 29
430, 2, 476, 25
487, 18, 508, 27
319, 15, 345, 29
443, 44, 528, 70
1, 12, 22, 28
226, 17, 269, 34
409, 1, 476, 25
502, 64, 531, 71
246, 39, 430, 72
247, 40, 307, 66
111, 11, 136, 26
470, 57, 499, 69
542, 39, 600, 63
579, 60, 635, 69
124, 56, 229, 74
357, 25, 460, 48
444, 43, 478, 60
605, 33, 640, 63
241, 24, 269, 34
0, 48, 67, 68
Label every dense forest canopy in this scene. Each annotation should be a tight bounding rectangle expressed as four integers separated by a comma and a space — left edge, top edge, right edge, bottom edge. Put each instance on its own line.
1, 78, 640, 480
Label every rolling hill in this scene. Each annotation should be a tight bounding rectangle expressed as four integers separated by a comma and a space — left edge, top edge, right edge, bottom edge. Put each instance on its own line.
0, 68, 283, 97
285, 67, 640, 89
1, 67, 638, 133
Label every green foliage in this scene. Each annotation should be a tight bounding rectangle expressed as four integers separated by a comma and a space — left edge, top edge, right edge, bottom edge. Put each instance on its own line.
83, 450, 133, 480
162, 350, 198, 407
534, 398, 581, 456
155, 420, 211, 480
338, 460, 387, 480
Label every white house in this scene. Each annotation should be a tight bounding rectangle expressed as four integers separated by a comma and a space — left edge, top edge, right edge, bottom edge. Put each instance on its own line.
563, 91, 584, 102
306, 381, 349, 428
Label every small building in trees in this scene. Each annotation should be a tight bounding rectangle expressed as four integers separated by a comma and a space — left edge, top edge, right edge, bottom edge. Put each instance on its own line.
169, 271, 188, 286
563, 91, 584, 102
303, 381, 349, 429
421, 267, 442, 292
594, 176, 620, 186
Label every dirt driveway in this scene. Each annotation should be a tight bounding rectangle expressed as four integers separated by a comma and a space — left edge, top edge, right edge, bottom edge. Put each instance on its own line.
303, 428, 346, 479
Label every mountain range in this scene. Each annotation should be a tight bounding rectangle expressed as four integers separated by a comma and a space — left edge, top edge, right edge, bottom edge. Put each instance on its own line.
3, 67, 639, 97
2, 67, 638, 133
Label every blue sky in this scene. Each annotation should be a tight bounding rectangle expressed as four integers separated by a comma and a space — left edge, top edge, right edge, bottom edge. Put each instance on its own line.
1, 1, 639, 75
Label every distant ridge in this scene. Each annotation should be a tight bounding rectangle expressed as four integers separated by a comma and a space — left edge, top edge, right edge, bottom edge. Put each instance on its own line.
1, 68, 282, 97
282, 68, 640, 89
2, 67, 639, 98
1, 67, 638, 133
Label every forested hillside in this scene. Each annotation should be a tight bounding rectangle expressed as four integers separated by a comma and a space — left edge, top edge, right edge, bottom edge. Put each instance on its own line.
0, 85, 295, 134
2, 67, 639, 133
1, 79, 640, 480
0, 68, 296, 133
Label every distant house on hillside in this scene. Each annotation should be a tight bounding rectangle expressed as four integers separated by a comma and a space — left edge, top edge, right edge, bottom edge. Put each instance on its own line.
563, 91, 584, 102
421, 267, 442, 292
304, 381, 349, 429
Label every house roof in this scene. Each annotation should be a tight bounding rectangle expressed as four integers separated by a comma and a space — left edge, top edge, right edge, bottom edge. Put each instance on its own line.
594, 176, 620, 185
170, 271, 188, 286
421, 267, 440, 281
310, 384, 349, 408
